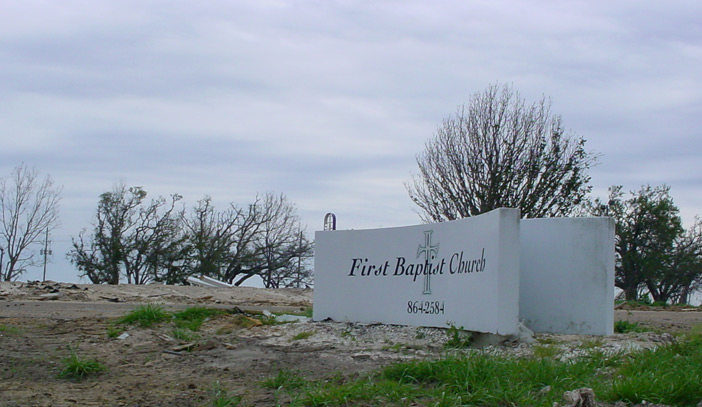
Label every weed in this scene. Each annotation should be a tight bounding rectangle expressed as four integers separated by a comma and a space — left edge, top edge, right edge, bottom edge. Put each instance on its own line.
532, 344, 560, 358
106, 324, 125, 339
58, 349, 106, 380
614, 320, 648, 333
340, 328, 356, 341
579, 337, 605, 349
536, 336, 561, 345
291, 330, 315, 341
117, 304, 171, 328
444, 324, 472, 348
261, 369, 308, 390
688, 323, 702, 339
208, 382, 242, 407
0, 324, 21, 335
174, 307, 224, 331
172, 327, 200, 342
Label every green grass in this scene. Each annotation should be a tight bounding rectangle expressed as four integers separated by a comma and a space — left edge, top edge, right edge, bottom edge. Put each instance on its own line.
579, 338, 605, 349
172, 327, 200, 342
262, 369, 308, 390
444, 324, 473, 348
173, 307, 225, 331
207, 382, 242, 407
58, 350, 107, 380
286, 336, 702, 407
290, 330, 315, 341
614, 320, 649, 333
532, 344, 560, 358
106, 324, 125, 338
117, 304, 171, 327
115, 305, 224, 331
536, 336, 561, 345
0, 323, 21, 335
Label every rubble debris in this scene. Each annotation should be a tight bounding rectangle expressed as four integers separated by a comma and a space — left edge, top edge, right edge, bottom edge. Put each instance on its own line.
562, 388, 596, 407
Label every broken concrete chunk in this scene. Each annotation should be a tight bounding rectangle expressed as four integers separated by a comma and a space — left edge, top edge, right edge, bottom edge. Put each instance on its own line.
275, 315, 310, 323
562, 388, 596, 407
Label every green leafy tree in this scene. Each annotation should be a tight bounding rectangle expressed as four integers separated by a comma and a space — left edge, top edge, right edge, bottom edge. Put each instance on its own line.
407, 83, 597, 221
588, 185, 701, 303
69, 184, 185, 284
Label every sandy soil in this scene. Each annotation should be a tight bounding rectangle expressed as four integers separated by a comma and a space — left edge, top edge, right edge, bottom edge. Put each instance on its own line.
1, 281, 700, 407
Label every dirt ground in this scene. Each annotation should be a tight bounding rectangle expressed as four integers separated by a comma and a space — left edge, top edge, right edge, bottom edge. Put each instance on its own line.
1, 281, 701, 407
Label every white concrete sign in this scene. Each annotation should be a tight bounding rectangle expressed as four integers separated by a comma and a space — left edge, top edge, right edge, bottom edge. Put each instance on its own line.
313, 209, 616, 336
313, 208, 521, 335
519, 217, 615, 335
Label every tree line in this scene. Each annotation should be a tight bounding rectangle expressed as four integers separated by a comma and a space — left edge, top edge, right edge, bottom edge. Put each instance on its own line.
68, 184, 312, 287
3, 83, 701, 302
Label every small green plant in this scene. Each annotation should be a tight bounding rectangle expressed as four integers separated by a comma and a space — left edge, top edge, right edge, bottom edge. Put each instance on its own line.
58, 349, 106, 380
536, 336, 561, 345
261, 369, 308, 390
614, 320, 648, 334
340, 327, 356, 341
532, 344, 560, 358
117, 304, 171, 327
444, 324, 472, 348
579, 337, 605, 349
172, 327, 200, 342
173, 307, 224, 331
208, 381, 242, 407
0, 324, 21, 335
291, 330, 315, 341
106, 324, 125, 339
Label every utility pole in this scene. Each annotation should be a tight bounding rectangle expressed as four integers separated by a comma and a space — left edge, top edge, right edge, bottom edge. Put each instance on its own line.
40, 228, 52, 282
296, 231, 303, 288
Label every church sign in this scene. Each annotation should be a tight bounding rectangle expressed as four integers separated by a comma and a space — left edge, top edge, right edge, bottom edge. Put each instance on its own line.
313, 208, 521, 335
313, 208, 615, 336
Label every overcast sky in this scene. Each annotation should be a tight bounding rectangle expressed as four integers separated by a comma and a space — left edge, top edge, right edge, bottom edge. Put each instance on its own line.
2, 1, 701, 283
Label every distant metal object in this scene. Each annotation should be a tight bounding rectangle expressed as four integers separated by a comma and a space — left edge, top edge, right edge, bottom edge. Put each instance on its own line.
324, 213, 337, 231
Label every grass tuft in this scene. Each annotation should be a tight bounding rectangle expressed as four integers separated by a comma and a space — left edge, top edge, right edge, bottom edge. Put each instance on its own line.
173, 307, 224, 331
261, 369, 308, 390
444, 324, 473, 348
106, 324, 125, 338
0, 323, 21, 335
208, 381, 242, 407
117, 304, 171, 328
614, 320, 648, 333
172, 327, 200, 342
58, 350, 107, 380
291, 330, 315, 341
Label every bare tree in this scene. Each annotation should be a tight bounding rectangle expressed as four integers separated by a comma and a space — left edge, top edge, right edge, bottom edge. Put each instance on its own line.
0, 164, 61, 281
254, 193, 313, 288
406, 83, 597, 222
182, 193, 313, 287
